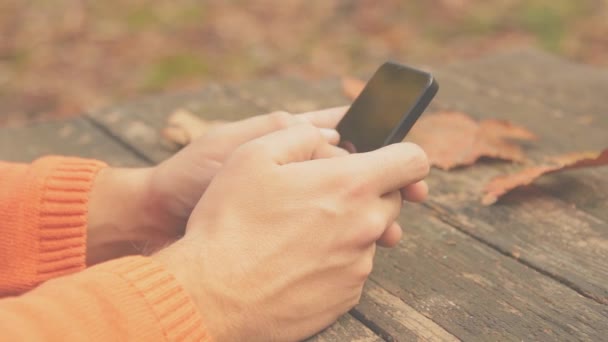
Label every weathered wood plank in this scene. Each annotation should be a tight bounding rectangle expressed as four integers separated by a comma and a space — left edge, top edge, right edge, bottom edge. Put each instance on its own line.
435, 50, 608, 221
307, 314, 383, 342
370, 204, 608, 341
86, 78, 347, 165
0, 118, 145, 167
414, 66, 608, 303
429, 70, 608, 244
424, 168, 608, 304
353, 281, 459, 342
228, 77, 347, 113
86, 84, 268, 163
443, 48, 608, 126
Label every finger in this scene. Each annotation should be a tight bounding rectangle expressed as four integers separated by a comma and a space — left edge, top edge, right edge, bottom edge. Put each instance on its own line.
340, 140, 357, 153
205, 111, 306, 148
377, 222, 403, 248
358, 243, 377, 278
243, 124, 331, 165
319, 128, 340, 145
380, 190, 403, 229
297, 106, 349, 129
364, 190, 402, 245
401, 180, 429, 203
327, 142, 430, 195
313, 144, 349, 160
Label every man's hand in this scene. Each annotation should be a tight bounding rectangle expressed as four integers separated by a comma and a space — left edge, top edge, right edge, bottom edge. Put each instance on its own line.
87, 107, 346, 263
146, 107, 348, 234
155, 124, 430, 341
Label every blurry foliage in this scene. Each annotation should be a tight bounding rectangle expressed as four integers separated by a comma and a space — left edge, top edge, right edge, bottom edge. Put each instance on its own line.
0, 0, 606, 125
144, 53, 211, 91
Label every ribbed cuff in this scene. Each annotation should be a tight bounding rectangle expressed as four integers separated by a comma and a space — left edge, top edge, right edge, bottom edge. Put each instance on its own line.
98, 256, 209, 341
33, 156, 107, 282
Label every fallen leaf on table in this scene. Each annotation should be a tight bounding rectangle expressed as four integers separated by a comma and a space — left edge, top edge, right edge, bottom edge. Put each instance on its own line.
162, 109, 227, 147
407, 111, 537, 170
482, 149, 608, 205
342, 76, 365, 100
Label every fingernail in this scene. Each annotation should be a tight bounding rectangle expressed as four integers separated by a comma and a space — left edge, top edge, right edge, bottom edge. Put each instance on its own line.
320, 128, 339, 141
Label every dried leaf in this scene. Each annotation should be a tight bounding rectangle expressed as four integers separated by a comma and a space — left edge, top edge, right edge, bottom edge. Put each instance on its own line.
162, 109, 226, 147
342, 77, 365, 100
407, 111, 477, 169
407, 111, 537, 170
482, 149, 608, 205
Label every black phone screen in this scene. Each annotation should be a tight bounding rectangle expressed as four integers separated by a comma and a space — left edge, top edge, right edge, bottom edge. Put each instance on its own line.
336, 62, 436, 153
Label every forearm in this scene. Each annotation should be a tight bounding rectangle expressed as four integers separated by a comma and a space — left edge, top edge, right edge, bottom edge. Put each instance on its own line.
0, 256, 208, 341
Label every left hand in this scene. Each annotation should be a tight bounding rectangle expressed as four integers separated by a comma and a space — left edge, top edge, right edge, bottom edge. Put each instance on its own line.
86, 107, 348, 264
148, 107, 348, 232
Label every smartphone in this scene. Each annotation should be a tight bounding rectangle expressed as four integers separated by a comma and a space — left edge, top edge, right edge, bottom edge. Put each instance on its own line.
337, 61, 438, 153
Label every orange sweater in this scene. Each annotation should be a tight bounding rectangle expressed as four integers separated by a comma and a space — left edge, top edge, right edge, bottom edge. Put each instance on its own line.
0, 157, 208, 341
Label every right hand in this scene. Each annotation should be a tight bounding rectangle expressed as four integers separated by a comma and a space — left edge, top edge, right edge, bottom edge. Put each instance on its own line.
155, 124, 430, 341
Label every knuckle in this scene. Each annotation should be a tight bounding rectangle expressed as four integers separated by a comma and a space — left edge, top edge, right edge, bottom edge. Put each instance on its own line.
357, 260, 374, 281
316, 199, 343, 220
354, 213, 386, 245
346, 178, 372, 198
268, 111, 295, 129
295, 124, 325, 144
297, 122, 321, 135
350, 287, 365, 308
364, 212, 387, 231
232, 140, 266, 163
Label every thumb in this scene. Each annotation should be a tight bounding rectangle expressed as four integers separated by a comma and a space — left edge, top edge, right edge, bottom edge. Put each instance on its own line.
250, 124, 338, 165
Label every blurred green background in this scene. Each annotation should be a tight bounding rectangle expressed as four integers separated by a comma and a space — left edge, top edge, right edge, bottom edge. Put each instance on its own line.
1, 0, 607, 125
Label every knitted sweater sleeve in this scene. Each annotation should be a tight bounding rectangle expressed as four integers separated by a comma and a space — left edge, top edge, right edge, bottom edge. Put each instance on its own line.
0, 157, 209, 341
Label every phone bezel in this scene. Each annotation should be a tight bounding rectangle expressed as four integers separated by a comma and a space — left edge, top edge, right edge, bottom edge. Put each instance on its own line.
340, 61, 439, 151
380, 61, 438, 146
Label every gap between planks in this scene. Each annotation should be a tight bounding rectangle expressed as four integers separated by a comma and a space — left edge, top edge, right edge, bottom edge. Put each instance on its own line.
352, 279, 460, 342
84, 115, 156, 165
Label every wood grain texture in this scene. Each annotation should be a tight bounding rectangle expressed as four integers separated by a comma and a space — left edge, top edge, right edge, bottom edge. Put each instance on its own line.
307, 314, 383, 342
425, 168, 608, 304
86, 78, 346, 164
353, 281, 459, 342
371, 204, 608, 341
434, 50, 608, 221
86, 84, 266, 163
443, 48, 608, 127
0, 118, 145, 167
421, 62, 608, 303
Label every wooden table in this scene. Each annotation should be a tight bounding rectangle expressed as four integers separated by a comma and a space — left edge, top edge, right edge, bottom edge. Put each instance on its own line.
2, 48, 607, 341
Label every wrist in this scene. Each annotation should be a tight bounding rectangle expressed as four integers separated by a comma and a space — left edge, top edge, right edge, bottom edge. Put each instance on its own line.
153, 236, 234, 341
87, 167, 170, 263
